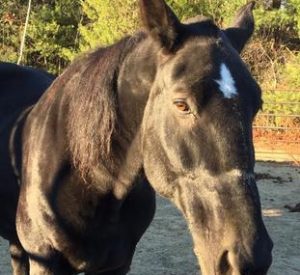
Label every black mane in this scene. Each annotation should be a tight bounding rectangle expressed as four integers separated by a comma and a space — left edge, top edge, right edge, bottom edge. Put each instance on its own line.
56, 33, 147, 174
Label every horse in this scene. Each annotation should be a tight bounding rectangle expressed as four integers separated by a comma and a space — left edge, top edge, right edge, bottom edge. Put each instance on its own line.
0, 62, 54, 273
14, 1, 273, 274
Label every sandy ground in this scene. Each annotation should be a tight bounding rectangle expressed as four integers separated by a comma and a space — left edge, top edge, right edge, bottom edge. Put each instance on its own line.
0, 162, 299, 275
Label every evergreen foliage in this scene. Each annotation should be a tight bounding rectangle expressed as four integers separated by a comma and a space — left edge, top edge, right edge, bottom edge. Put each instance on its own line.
26, 0, 82, 73
0, 0, 299, 88
79, 0, 138, 51
0, 0, 27, 62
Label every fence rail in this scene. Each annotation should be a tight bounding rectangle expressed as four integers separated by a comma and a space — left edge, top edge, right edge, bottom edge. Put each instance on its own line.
257, 113, 299, 118
263, 102, 299, 105
253, 96, 300, 164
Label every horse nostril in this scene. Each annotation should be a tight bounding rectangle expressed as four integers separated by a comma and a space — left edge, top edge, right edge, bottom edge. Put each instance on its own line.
219, 250, 231, 274
221, 249, 271, 275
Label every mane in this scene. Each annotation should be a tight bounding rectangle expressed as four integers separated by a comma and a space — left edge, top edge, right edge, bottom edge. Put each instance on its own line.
56, 33, 146, 175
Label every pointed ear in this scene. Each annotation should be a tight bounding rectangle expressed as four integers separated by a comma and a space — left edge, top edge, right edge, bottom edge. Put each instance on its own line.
224, 1, 256, 53
139, 0, 182, 52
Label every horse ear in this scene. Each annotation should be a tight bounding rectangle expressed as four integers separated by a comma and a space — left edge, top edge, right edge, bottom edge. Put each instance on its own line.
224, 1, 256, 53
139, 0, 182, 52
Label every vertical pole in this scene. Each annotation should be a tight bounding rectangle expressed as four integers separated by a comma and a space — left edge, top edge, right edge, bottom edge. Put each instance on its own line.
17, 0, 32, 65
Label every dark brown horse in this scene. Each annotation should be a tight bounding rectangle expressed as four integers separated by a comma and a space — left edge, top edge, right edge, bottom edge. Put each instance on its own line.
0, 62, 54, 273
15, 1, 272, 274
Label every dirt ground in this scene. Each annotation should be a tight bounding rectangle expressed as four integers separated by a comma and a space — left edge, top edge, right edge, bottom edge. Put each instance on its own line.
0, 162, 299, 275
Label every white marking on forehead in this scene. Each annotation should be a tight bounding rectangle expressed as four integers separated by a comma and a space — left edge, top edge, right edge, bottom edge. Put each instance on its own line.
215, 63, 238, 99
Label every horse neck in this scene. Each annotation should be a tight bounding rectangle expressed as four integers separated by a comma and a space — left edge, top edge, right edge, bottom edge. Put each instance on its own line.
91, 37, 159, 199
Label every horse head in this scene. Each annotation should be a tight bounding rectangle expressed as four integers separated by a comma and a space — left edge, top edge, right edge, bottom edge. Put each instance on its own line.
139, 1, 273, 274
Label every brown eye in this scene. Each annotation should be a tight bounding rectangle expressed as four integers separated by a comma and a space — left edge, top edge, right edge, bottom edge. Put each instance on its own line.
173, 100, 190, 113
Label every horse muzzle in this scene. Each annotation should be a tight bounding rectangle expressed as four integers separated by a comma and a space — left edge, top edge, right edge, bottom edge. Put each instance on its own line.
185, 173, 273, 275
217, 235, 273, 275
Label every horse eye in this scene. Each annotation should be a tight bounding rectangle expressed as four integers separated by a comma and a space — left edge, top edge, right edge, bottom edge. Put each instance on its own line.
173, 100, 190, 113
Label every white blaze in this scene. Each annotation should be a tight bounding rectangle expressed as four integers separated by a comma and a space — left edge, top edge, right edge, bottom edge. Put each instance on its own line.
215, 63, 237, 99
